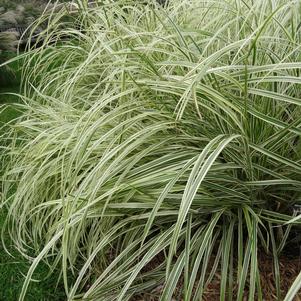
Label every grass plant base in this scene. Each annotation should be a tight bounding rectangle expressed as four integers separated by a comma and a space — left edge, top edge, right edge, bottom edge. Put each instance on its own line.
132, 254, 301, 301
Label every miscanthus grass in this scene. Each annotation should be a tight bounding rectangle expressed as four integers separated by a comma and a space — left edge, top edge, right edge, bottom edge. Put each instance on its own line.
1, 0, 301, 300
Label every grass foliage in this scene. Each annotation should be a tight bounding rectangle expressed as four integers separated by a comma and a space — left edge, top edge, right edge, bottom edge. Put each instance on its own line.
1, 0, 301, 300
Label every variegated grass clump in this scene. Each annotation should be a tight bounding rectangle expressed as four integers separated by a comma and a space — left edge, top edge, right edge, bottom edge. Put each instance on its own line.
1, 0, 301, 300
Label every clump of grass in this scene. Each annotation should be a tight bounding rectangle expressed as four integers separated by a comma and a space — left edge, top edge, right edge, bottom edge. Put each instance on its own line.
1, 0, 301, 300
0, 31, 19, 52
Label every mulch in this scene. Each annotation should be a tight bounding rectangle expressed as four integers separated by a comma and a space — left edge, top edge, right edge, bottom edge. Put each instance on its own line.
132, 254, 301, 301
